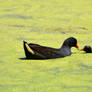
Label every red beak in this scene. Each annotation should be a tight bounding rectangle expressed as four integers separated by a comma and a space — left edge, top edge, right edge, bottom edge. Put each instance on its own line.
76, 44, 79, 49
81, 48, 84, 51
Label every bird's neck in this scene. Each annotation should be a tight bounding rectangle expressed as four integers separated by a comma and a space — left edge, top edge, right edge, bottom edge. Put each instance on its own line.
59, 45, 71, 56
60, 45, 71, 50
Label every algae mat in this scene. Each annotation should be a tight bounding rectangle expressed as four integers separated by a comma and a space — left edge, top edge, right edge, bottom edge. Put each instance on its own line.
0, 0, 92, 92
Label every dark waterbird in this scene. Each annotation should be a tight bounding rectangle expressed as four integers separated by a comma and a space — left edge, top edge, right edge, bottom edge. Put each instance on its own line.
23, 37, 79, 59
81, 46, 92, 53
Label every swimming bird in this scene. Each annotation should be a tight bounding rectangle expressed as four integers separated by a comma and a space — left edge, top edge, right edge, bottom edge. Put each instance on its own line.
81, 46, 92, 53
23, 37, 79, 59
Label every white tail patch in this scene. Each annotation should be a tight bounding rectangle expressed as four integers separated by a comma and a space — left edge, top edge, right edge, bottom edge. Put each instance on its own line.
25, 43, 35, 54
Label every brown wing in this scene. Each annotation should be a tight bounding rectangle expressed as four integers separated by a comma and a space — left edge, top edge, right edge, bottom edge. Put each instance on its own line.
28, 43, 60, 58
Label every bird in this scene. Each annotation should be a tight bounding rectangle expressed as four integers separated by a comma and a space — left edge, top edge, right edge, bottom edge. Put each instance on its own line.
81, 46, 92, 53
23, 37, 79, 59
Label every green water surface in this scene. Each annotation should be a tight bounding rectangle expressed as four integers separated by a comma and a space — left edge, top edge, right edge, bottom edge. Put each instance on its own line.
0, 0, 92, 92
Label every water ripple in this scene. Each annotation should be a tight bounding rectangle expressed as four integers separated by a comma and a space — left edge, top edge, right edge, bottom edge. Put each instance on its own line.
0, 14, 33, 19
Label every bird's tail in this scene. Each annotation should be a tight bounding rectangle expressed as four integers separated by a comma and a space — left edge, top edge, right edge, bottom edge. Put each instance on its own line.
23, 41, 35, 55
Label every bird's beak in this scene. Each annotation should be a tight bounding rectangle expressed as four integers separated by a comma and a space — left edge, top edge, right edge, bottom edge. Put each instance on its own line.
81, 48, 84, 51
76, 44, 79, 50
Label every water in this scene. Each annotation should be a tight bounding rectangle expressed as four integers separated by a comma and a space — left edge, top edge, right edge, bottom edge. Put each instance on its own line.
0, 0, 92, 92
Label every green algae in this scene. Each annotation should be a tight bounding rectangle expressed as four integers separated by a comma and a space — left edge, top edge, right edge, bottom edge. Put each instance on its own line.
0, 0, 92, 92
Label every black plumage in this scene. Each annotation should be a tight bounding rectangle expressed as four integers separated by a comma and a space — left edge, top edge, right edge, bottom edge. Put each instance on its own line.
23, 37, 79, 59
81, 46, 92, 53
